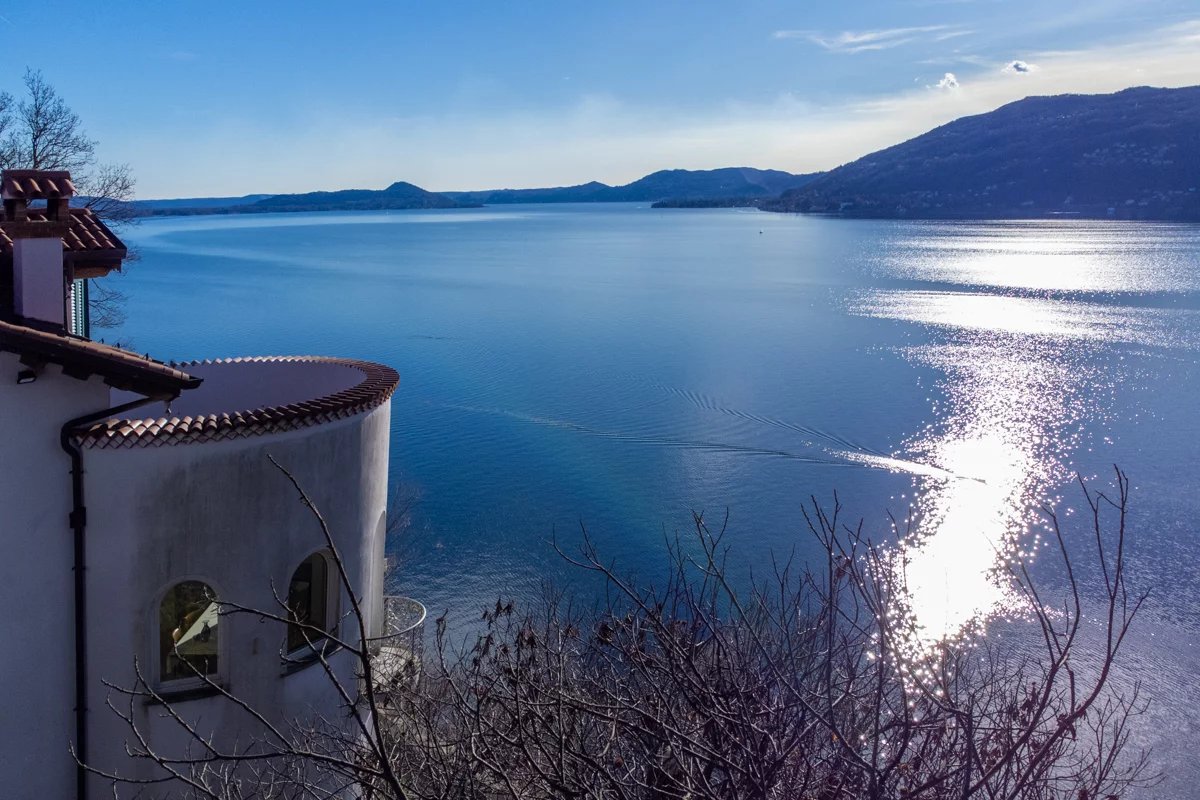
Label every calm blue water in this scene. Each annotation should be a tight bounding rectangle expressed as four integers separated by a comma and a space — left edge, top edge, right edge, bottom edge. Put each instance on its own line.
112, 204, 1200, 792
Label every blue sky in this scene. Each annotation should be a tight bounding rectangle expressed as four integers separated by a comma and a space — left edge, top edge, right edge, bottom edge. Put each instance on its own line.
1, 1, 1197, 197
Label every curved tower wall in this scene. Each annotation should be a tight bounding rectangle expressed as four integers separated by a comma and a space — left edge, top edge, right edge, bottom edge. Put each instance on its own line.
81, 400, 391, 792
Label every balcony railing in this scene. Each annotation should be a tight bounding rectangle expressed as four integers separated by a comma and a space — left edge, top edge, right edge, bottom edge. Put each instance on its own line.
370, 595, 427, 694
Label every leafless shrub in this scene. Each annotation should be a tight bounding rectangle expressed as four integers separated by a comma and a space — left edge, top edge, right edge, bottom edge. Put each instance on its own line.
97, 467, 1154, 799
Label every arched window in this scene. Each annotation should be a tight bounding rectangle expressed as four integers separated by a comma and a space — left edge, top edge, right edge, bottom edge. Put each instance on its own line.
287, 552, 332, 653
159, 581, 220, 682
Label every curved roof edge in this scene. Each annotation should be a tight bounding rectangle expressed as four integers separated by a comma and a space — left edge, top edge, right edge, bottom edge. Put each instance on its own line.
75, 356, 399, 450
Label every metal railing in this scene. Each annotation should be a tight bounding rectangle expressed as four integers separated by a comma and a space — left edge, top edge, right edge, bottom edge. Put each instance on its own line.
370, 595, 427, 692
380, 595, 426, 655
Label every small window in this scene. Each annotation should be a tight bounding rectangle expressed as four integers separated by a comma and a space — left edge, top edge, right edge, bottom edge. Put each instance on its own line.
160, 581, 220, 682
287, 553, 332, 653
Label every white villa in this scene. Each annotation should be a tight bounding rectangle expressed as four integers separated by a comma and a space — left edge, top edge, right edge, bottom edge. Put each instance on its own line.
0, 169, 402, 797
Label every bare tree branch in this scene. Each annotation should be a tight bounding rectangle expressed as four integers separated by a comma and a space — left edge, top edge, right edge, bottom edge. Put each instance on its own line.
1, 70, 138, 330
92, 468, 1155, 799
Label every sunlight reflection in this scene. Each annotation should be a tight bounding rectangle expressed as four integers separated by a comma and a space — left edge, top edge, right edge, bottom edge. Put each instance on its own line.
850, 264, 1200, 646
885, 221, 1200, 294
854, 287, 1114, 645
899, 430, 1034, 640
852, 289, 1198, 349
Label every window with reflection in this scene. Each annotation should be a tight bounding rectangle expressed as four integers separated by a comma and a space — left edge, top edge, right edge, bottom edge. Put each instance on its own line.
159, 581, 220, 682
287, 552, 331, 653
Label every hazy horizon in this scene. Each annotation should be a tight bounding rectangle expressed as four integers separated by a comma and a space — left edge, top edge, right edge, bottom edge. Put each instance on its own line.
132, 81, 1199, 202
1, 2, 1199, 198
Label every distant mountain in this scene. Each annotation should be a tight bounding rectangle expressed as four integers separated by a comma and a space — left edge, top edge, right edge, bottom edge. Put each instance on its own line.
135, 168, 823, 217
613, 168, 821, 201
132, 194, 274, 211
764, 86, 1200, 221
445, 181, 614, 205
651, 197, 772, 209
250, 181, 473, 211
138, 182, 477, 216
445, 168, 822, 205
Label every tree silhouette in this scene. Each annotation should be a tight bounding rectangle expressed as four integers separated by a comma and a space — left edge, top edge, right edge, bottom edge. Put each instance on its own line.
0, 69, 135, 327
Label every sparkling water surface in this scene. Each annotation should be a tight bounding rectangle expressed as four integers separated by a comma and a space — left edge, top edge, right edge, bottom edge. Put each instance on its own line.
113, 205, 1200, 793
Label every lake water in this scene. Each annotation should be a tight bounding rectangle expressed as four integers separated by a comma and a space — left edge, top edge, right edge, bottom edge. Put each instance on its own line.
113, 204, 1200, 792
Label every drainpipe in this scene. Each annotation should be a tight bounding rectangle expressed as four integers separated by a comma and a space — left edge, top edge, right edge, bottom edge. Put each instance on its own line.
61, 392, 176, 800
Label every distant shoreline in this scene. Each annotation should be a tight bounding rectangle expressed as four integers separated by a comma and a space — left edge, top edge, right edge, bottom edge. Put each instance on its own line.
130, 86, 1200, 224
136, 202, 483, 217
133, 200, 1200, 224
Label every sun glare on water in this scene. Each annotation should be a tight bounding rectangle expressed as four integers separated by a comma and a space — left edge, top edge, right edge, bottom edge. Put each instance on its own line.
848, 225, 1159, 646
899, 430, 1036, 641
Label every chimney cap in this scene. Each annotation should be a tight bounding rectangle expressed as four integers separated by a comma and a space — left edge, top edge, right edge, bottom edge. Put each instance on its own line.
1, 170, 76, 201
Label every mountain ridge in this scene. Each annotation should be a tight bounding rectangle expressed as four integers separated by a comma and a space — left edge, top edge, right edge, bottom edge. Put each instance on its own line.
443, 167, 823, 204
763, 85, 1200, 220
133, 168, 824, 215
131, 87, 1200, 221
137, 181, 479, 214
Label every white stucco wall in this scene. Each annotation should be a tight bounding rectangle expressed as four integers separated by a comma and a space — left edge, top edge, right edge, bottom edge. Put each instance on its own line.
81, 400, 392, 796
0, 352, 111, 797
0, 348, 393, 798
12, 237, 66, 327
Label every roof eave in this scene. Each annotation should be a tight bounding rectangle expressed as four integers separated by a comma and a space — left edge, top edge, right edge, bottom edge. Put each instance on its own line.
0, 319, 201, 397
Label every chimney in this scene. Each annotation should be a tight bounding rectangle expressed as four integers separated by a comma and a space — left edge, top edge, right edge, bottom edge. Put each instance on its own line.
2, 169, 74, 331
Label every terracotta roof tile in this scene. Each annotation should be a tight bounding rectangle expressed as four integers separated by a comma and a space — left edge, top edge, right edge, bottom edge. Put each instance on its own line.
75, 356, 399, 450
1, 170, 76, 200
0, 319, 201, 396
0, 207, 125, 255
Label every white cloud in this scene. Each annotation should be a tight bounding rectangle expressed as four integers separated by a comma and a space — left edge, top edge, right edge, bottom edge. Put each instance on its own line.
934, 29, 975, 41
918, 53, 992, 67
1003, 60, 1038, 74
933, 72, 961, 89
774, 25, 964, 54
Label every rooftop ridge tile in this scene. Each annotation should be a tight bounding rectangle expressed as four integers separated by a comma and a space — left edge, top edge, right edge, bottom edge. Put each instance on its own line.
75, 355, 399, 449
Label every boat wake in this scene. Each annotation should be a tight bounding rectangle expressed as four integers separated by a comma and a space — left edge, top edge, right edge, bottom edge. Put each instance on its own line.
442, 402, 965, 482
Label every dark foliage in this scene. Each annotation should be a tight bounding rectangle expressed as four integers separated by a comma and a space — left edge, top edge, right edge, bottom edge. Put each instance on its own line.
651, 196, 769, 209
